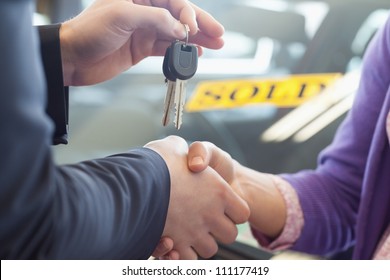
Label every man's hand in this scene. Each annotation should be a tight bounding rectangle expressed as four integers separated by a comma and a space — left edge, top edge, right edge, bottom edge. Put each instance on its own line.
59, 0, 224, 86
145, 136, 249, 259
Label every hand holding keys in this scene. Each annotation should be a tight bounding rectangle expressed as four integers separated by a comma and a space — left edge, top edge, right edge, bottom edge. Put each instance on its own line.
162, 24, 198, 129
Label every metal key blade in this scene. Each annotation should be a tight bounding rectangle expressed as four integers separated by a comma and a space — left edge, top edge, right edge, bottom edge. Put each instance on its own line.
168, 40, 197, 129
162, 36, 197, 129
174, 79, 186, 129
162, 80, 175, 126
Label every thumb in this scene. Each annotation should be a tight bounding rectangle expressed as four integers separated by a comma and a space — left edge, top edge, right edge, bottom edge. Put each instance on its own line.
188, 141, 234, 183
151, 237, 174, 258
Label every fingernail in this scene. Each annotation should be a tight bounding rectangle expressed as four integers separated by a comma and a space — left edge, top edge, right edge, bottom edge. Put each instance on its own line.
174, 22, 187, 39
190, 156, 203, 166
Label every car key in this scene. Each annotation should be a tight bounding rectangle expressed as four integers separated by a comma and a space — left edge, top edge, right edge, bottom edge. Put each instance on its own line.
170, 40, 198, 129
162, 45, 176, 127
161, 25, 198, 129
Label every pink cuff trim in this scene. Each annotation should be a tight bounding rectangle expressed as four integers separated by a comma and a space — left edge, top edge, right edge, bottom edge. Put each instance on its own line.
251, 175, 304, 251
373, 225, 390, 260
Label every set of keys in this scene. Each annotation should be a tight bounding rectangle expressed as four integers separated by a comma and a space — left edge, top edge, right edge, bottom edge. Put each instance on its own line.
162, 24, 198, 129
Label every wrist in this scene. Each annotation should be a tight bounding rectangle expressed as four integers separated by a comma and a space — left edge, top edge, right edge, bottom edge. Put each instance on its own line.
233, 163, 257, 208
59, 22, 75, 86
235, 166, 286, 238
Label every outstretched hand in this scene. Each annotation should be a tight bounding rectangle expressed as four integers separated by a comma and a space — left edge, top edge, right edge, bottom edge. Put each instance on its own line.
59, 0, 224, 86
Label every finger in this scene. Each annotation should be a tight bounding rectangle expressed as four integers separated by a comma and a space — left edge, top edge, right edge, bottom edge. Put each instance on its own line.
188, 141, 234, 183
119, 4, 187, 40
223, 187, 251, 225
151, 237, 174, 258
178, 3, 198, 36
187, 141, 208, 172
150, 1, 224, 45
186, 3, 225, 49
159, 249, 180, 260
190, 3, 225, 37
150, 0, 198, 34
207, 216, 239, 244
176, 246, 198, 260
166, 250, 180, 260
191, 234, 219, 259
207, 169, 249, 224
189, 30, 225, 50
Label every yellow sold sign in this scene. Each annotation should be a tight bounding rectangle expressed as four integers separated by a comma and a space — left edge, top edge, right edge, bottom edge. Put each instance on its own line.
186, 73, 342, 112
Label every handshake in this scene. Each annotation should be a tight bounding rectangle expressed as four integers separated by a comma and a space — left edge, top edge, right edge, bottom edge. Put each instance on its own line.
145, 136, 250, 260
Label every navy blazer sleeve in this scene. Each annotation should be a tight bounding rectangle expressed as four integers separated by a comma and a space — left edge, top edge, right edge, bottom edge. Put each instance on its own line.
0, 0, 170, 259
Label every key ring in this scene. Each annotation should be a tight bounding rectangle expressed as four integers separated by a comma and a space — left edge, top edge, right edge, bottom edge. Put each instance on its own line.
183, 24, 190, 46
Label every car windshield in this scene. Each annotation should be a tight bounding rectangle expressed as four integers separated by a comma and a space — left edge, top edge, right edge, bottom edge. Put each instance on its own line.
197, 0, 328, 75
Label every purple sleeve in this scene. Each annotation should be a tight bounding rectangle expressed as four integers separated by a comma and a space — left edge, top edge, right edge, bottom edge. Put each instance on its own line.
281, 16, 390, 256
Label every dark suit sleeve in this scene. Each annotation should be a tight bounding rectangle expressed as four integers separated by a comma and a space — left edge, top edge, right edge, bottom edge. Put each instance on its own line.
38, 24, 69, 145
0, 1, 170, 259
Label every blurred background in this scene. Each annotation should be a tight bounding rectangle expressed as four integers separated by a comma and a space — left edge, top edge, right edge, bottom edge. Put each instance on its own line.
35, 0, 390, 259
